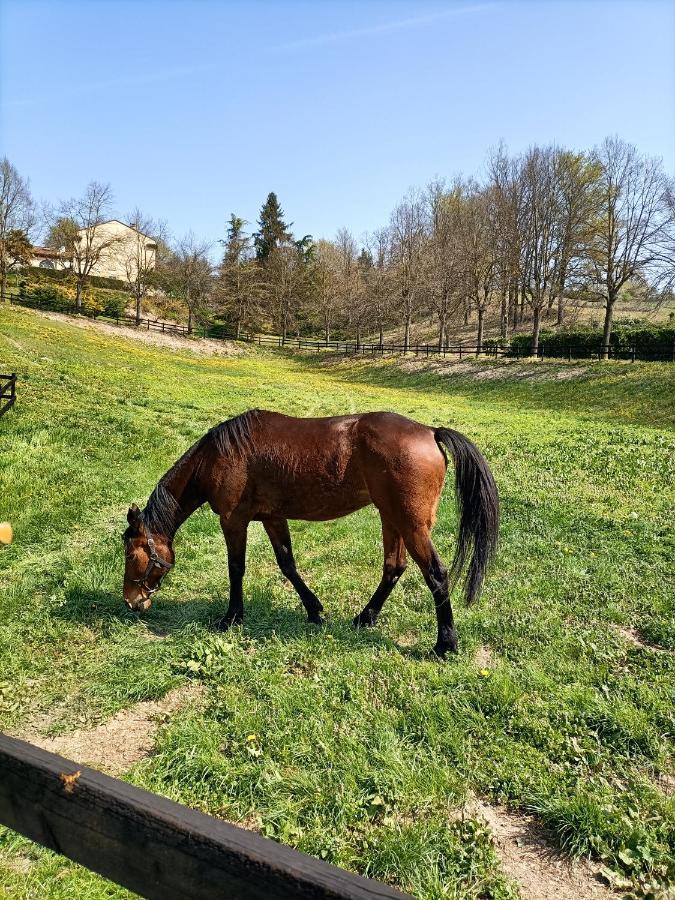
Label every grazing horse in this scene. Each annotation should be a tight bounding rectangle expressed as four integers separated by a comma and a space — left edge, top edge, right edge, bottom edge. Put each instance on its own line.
123, 410, 499, 656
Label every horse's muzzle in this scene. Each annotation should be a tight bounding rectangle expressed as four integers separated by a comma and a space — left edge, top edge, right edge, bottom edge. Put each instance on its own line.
124, 595, 152, 612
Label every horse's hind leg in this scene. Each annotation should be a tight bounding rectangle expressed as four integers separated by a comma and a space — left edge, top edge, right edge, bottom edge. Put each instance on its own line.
354, 518, 406, 628
402, 524, 457, 657
263, 518, 324, 625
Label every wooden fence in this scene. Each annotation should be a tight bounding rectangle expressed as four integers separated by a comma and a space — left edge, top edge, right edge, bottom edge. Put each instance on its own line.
0, 733, 410, 899
0, 373, 16, 418
8, 292, 675, 362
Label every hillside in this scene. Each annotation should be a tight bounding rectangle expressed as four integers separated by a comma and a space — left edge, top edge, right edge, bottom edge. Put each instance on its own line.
0, 305, 673, 899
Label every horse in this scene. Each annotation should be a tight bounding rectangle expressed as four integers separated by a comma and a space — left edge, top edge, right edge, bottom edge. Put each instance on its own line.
122, 410, 499, 657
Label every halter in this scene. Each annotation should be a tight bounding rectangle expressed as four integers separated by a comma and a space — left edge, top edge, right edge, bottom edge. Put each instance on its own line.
131, 534, 173, 596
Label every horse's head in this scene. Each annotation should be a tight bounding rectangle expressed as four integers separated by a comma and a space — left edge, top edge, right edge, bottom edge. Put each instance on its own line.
122, 504, 174, 611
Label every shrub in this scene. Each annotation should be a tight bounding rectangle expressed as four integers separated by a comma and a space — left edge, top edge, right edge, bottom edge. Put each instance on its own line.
508, 324, 675, 361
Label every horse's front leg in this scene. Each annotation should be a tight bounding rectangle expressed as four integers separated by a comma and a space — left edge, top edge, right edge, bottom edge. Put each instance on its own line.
215, 519, 248, 630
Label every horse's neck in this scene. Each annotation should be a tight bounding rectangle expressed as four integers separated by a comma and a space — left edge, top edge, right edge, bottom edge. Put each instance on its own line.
160, 445, 207, 537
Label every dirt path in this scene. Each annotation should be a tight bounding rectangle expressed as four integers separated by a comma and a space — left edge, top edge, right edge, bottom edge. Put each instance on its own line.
33, 309, 244, 356
16, 683, 203, 776
470, 800, 618, 899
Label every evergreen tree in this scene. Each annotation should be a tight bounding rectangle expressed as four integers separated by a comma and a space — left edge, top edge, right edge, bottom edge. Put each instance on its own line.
254, 192, 292, 262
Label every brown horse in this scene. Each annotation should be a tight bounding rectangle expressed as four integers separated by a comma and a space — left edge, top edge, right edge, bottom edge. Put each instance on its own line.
123, 410, 499, 656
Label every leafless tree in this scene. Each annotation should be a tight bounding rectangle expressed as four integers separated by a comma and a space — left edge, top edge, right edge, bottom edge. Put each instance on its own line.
590, 137, 668, 357
52, 182, 121, 310
169, 233, 213, 334
389, 189, 426, 351
312, 239, 342, 343
124, 208, 168, 324
424, 179, 463, 349
457, 182, 500, 352
0, 158, 35, 303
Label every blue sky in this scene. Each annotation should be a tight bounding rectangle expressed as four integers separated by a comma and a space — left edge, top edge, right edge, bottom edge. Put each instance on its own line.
1, 0, 674, 248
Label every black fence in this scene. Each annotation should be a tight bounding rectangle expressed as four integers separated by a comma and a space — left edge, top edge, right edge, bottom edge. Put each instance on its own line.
0, 733, 409, 900
0, 373, 16, 418
7, 292, 675, 362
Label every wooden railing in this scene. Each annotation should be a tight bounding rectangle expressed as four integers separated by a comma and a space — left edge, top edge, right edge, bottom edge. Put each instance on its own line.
0, 734, 409, 899
0, 373, 16, 418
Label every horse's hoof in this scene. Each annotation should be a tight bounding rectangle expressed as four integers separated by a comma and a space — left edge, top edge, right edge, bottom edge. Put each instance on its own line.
429, 642, 457, 659
353, 611, 377, 628
307, 614, 325, 627
215, 615, 242, 631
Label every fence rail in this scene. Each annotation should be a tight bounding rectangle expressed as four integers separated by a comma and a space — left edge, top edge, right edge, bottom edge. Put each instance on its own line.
0, 733, 409, 900
0, 373, 16, 417
7, 292, 675, 362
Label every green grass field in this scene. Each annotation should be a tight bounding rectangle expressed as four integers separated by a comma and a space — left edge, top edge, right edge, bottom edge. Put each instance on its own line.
0, 305, 673, 899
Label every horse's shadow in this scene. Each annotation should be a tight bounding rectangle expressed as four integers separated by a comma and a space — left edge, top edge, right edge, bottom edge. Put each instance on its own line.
50, 583, 424, 656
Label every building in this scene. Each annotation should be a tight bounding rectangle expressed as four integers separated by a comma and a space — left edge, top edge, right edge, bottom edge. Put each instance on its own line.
30, 220, 158, 281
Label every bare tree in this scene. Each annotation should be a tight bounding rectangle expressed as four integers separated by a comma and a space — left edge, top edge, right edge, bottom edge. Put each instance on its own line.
365, 228, 393, 348
52, 182, 121, 310
124, 208, 168, 324
425, 179, 463, 349
169, 233, 213, 334
457, 182, 499, 353
334, 228, 362, 345
590, 137, 667, 357
389, 189, 426, 351
0, 158, 35, 303
312, 239, 342, 343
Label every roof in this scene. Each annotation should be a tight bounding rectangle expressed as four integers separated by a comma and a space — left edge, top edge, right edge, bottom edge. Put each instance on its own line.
79, 219, 156, 242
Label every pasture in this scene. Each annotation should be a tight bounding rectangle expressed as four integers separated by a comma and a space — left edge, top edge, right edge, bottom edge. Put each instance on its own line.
0, 305, 673, 899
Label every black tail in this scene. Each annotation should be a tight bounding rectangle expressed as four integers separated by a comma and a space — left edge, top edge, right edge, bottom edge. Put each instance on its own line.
434, 428, 500, 605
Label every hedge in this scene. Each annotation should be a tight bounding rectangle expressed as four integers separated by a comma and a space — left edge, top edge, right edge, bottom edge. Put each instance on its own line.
509, 324, 675, 360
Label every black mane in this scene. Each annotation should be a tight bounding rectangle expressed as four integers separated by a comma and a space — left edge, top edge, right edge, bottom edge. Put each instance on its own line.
208, 409, 260, 458
123, 411, 260, 542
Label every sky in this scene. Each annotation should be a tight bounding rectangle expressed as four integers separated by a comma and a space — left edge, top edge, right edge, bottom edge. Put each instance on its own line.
1, 0, 674, 250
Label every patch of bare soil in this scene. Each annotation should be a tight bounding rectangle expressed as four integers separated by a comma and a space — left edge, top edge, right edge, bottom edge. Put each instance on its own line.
17, 683, 204, 776
474, 645, 497, 669
368, 356, 592, 382
469, 800, 618, 900
35, 309, 244, 356
616, 626, 671, 654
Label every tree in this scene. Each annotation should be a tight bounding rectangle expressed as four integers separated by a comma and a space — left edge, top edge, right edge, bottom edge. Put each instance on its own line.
216, 214, 263, 338
253, 192, 291, 263
168, 233, 213, 334
590, 137, 667, 357
53, 182, 121, 310
311, 239, 342, 343
0, 158, 35, 303
425, 179, 463, 348
2, 229, 32, 289
389, 190, 426, 351
123, 208, 167, 324
458, 183, 499, 353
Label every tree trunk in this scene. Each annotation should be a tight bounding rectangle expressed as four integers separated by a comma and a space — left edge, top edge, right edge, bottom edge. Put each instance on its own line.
187, 306, 193, 335
404, 313, 411, 352
0, 269, 6, 303
76, 280, 83, 312
476, 306, 485, 355
135, 293, 141, 325
531, 305, 542, 355
438, 314, 446, 350
379, 322, 383, 348
356, 323, 361, 350
500, 287, 508, 339
601, 294, 616, 360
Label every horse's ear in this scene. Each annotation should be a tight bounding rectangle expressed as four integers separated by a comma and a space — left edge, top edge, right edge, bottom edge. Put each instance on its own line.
127, 504, 141, 526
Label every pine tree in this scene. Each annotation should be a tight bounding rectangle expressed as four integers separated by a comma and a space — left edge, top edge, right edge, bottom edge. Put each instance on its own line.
253, 192, 291, 262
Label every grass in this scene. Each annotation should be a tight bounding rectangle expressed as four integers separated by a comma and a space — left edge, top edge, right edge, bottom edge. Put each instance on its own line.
0, 305, 674, 899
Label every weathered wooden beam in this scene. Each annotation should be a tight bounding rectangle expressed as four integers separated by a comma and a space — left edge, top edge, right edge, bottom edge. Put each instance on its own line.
0, 734, 410, 900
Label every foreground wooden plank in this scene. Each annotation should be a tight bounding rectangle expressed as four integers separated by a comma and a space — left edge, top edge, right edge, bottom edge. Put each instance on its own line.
0, 734, 410, 900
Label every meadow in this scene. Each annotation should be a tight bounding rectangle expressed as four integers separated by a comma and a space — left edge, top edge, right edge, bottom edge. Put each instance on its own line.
0, 305, 673, 899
